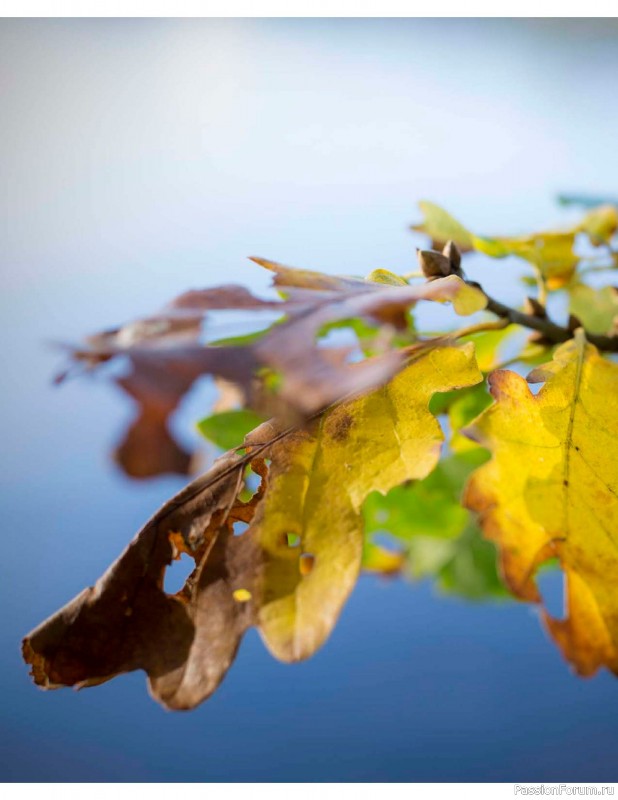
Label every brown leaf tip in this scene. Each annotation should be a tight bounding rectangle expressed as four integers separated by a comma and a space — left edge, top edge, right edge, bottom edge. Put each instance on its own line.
22, 638, 54, 689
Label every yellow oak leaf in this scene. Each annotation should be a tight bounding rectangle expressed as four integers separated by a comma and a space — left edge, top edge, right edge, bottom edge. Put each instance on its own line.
463, 332, 618, 675
252, 342, 483, 662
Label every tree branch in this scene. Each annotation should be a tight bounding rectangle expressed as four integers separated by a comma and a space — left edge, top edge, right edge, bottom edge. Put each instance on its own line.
467, 281, 618, 353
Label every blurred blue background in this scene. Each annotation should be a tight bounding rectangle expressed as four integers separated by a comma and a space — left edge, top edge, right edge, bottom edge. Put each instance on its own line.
2, 18, 618, 782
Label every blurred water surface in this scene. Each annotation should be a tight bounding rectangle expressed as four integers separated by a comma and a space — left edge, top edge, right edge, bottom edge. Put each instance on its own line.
2, 18, 618, 781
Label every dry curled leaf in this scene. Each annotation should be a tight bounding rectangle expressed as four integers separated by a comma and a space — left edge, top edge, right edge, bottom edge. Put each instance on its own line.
62, 259, 485, 478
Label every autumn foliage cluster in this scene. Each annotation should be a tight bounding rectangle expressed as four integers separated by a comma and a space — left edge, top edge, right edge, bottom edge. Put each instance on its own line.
23, 198, 618, 709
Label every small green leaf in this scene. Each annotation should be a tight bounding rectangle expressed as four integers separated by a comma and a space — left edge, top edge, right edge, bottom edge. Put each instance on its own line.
364, 452, 486, 545
429, 381, 492, 440
436, 522, 510, 600
197, 409, 266, 450
363, 451, 507, 600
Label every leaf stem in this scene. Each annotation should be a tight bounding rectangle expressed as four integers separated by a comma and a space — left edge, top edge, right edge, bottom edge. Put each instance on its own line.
449, 318, 510, 340
534, 270, 548, 308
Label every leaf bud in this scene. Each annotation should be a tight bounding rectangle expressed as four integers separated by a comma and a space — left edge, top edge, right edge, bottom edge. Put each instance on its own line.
417, 249, 452, 280
442, 240, 463, 275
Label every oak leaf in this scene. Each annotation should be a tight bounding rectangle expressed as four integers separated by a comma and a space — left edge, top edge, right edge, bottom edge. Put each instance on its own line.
463, 332, 618, 675
251, 342, 483, 661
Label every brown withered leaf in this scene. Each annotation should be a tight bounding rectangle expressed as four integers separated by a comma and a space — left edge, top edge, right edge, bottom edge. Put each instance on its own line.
22, 446, 250, 703
110, 344, 260, 478
62, 259, 485, 478
24, 343, 482, 710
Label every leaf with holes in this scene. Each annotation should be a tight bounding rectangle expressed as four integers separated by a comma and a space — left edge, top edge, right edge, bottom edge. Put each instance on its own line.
22, 446, 258, 708
22, 342, 482, 709
249, 342, 482, 661
464, 332, 618, 674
